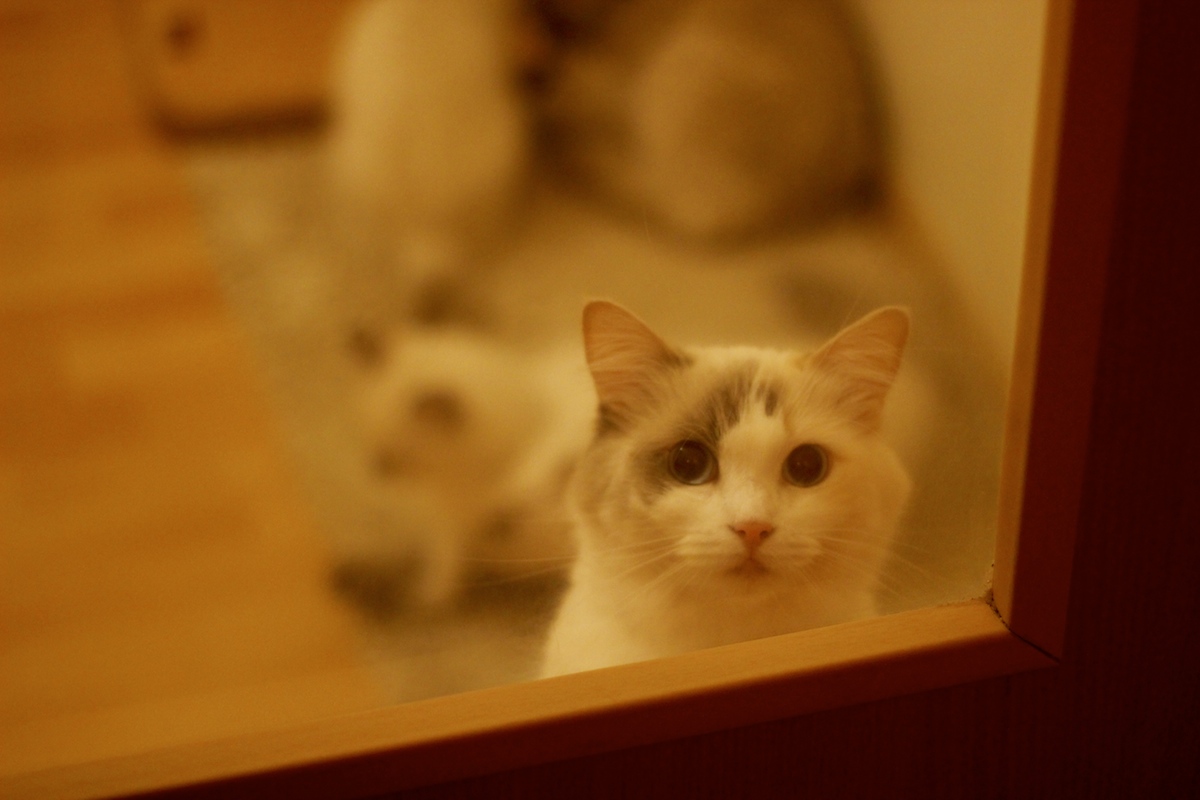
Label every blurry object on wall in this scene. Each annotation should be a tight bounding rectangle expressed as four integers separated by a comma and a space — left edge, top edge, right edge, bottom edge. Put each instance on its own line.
534, 0, 885, 241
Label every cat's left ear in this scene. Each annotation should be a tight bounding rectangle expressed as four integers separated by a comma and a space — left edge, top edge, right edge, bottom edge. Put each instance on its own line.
809, 306, 910, 431
582, 301, 687, 430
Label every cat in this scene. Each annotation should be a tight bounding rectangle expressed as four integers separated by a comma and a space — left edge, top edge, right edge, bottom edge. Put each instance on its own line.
326, 0, 534, 328
533, 0, 884, 241
352, 326, 595, 610
540, 300, 911, 676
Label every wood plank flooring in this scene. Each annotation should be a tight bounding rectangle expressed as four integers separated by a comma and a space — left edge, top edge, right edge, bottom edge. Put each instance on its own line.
0, 0, 383, 778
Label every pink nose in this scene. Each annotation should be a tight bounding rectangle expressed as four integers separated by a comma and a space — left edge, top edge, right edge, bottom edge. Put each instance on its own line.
731, 520, 775, 550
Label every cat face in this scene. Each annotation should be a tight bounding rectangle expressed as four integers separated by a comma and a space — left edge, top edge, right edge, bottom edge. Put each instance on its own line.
573, 302, 911, 602
359, 329, 542, 485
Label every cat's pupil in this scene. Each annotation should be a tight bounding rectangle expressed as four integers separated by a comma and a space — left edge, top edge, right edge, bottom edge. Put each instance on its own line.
784, 444, 828, 487
668, 440, 717, 485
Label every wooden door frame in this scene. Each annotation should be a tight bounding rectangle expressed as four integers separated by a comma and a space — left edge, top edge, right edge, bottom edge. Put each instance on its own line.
5, 1, 1139, 797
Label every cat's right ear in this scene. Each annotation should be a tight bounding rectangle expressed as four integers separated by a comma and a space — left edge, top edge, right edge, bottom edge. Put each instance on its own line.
808, 306, 910, 431
582, 301, 686, 430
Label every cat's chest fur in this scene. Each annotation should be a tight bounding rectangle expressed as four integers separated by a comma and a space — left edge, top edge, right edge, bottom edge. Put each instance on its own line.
551, 542, 877, 667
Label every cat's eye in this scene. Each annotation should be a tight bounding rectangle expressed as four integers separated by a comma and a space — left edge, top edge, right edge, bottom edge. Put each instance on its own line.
668, 440, 718, 485
784, 444, 828, 487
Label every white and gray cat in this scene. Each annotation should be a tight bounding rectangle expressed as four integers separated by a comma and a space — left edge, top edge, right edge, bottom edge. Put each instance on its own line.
541, 300, 910, 676
354, 327, 594, 610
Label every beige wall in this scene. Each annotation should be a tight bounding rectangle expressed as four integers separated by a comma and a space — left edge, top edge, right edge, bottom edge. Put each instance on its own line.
854, 0, 1048, 366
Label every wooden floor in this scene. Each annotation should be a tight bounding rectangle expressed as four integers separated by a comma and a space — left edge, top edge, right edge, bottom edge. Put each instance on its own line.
0, 1, 383, 778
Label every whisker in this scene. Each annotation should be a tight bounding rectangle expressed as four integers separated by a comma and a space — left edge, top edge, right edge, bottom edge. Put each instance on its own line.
611, 562, 686, 613
601, 535, 683, 555
466, 563, 575, 587
604, 546, 679, 586
460, 555, 575, 565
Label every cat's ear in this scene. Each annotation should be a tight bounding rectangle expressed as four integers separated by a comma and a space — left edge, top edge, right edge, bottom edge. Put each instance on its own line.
809, 306, 909, 431
582, 301, 687, 429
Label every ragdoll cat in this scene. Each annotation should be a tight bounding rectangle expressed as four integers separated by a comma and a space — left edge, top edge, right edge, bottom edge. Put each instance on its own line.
326, 0, 533, 326
540, 301, 911, 676
533, 0, 883, 241
355, 326, 595, 610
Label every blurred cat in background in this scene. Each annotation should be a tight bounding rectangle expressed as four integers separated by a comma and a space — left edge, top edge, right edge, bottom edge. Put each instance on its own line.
326, 0, 534, 329
542, 301, 910, 676
532, 0, 883, 240
352, 327, 594, 610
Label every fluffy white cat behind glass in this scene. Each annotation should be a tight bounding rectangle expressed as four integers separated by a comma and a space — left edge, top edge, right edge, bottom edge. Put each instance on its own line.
327, 0, 532, 326
358, 328, 594, 609
541, 301, 911, 677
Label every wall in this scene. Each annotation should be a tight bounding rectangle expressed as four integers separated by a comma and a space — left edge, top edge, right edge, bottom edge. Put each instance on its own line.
854, 0, 1048, 367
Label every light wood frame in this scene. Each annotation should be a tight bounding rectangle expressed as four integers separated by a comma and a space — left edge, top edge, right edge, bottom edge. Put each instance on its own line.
6, 0, 1136, 797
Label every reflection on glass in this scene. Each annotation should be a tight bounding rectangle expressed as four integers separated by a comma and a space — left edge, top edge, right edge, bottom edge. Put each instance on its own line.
179, 0, 1045, 702
1, 0, 1048, 770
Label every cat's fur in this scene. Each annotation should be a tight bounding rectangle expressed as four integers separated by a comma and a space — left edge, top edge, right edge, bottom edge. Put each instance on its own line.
541, 301, 911, 676
358, 328, 594, 608
535, 0, 883, 241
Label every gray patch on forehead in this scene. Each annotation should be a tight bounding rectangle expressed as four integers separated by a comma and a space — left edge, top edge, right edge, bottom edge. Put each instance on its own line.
755, 380, 784, 416
696, 363, 757, 445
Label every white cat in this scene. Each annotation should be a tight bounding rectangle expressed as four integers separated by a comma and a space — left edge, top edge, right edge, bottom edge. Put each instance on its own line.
327, 0, 532, 326
357, 327, 594, 609
541, 301, 911, 676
